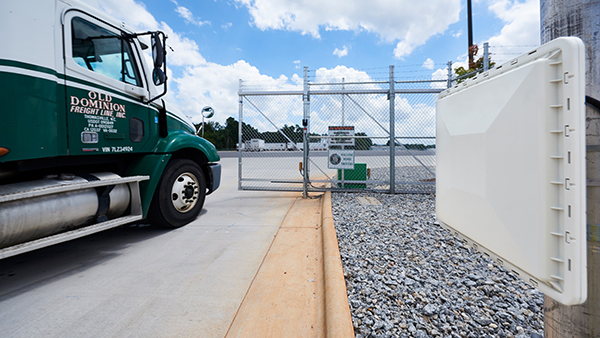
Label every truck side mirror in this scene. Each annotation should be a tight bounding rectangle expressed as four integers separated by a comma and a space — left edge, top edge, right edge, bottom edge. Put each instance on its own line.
151, 32, 166, 86
202, 106, 214, 119
142, 31, 168, 103
151, 32, 164, 68
153, 68, 166, 86
199, 106, 215, 137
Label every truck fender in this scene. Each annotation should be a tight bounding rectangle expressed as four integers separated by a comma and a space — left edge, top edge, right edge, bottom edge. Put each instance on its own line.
153, 131, 220, 163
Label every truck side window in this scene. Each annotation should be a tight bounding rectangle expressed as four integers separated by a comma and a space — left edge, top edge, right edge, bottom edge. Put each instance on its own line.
129, 117, 144, 142
71, 17, 141, 87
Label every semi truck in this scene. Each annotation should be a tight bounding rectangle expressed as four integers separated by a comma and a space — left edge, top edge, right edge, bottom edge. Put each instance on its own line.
0, 0, 221, 259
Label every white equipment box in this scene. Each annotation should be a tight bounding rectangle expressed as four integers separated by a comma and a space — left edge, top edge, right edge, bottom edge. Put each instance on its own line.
436, 37, 586, 305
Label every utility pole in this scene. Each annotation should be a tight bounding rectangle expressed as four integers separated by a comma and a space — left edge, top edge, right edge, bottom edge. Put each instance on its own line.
541, 0, 600, 336
467, 0, 474, 68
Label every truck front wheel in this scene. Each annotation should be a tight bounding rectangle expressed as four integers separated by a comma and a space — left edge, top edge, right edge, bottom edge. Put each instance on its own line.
149, 159, 206, 228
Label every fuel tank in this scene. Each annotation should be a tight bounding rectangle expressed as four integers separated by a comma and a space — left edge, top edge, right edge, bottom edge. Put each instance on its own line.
0, 173, 130, 249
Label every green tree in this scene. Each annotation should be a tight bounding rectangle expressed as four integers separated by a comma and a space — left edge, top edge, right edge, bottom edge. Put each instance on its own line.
454, 45, 495, 83
197, 121, 225, 149
195, 117, 259, 150
404, 143, 426, 150
282, 124, 303, 143
350, 132, 373, 150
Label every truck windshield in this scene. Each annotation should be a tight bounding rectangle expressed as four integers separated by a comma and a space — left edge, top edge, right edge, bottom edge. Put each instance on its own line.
71, 17, 141, 87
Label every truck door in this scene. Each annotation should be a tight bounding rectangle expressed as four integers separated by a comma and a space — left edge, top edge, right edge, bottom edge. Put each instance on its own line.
62, 10, 155, 156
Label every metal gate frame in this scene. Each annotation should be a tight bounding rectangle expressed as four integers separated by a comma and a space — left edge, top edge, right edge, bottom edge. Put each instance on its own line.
238, 65, 445, 196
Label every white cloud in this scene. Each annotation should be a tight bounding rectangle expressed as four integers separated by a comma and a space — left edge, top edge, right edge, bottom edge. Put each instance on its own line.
314, 66, 376, 85
82, 0, 206, 67
293, 60, 301, 69
422, 58, 434, 70
234, 0, 461, 59
80, 0, 445, 136
485, 0, 540, 63
174, 4, 210, 26
222, 22, 233, 30
86, 0, 159, 30
175, 61, 304, 125
80, 0, 299, 126
333, 46, 348, 58
430, 68, 450, 89
395, 99, 436, 140
430, 58, 469, 89
432, 0, 541, 89
175, 6, 193, 23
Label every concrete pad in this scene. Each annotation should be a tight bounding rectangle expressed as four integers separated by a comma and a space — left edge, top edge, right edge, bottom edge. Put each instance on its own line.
0, 157, 301, 338
0, 156, 354, 337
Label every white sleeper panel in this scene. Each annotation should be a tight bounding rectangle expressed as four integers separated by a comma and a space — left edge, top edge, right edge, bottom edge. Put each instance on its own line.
436, 37, 586, 305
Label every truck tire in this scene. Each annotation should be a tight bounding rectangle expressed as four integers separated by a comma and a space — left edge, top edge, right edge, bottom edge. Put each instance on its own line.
148, 159, 206, 228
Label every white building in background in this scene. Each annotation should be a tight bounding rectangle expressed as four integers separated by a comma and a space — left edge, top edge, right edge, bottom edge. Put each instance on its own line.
240, 139, 328, 151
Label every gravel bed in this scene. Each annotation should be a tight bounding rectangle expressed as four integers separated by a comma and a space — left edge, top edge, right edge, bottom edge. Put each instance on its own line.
332, 192, 544, 338
334, 167, 436, 193
369, 167, 435, 193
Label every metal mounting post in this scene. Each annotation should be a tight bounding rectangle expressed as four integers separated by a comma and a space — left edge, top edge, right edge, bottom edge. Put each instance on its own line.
238, 79, 243, 191
483, 42, 490, 72
447, 61, 453, 88
389, 65, 396, 194
302, 66, 309, 198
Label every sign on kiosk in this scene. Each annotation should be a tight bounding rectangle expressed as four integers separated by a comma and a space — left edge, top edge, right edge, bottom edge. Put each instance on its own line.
436, 37, 587, 305
328, 149, 355, 169
328, 126, 355, 146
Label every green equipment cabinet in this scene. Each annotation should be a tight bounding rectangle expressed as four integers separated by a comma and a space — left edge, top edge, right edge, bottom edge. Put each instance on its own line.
338, 163, 367, 189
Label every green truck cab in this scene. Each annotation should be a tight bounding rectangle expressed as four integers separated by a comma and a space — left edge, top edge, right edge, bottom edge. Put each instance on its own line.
0, 0, 221, 258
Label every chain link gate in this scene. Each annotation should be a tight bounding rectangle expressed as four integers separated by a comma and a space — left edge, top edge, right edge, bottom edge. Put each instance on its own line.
238, 66, 444, 195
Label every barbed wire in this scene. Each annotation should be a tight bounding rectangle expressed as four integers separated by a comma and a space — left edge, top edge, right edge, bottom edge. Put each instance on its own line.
243, 59, 489, 88
489, 44, 538, 48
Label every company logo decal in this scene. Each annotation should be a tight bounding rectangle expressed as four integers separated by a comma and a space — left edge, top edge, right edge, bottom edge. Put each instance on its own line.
70, 91, 128, 135
70, 91, 126, 119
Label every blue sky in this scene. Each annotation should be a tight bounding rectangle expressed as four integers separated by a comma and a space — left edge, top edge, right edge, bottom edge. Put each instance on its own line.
84, 0, 540, 125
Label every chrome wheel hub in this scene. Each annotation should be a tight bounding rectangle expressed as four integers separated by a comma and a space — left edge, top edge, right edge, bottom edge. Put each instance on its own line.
171, 172, 200, 212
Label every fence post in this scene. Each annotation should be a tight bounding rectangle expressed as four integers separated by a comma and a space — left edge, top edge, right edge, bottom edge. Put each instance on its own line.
389, 65, 396, 194
341, 77, 345, 189
342, 77, 345, 126
238, 79, 243, 191
447, 61, 453, 88
302, 66, 310, 198
483, 42, 490, 72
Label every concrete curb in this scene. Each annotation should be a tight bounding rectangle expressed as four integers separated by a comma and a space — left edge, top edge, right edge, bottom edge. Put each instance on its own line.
225, 192, 353, 337
321, 191, 354, 337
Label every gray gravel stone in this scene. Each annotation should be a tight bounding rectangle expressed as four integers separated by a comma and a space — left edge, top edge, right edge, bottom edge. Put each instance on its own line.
332, 192, 544, 337
422, 303, 438, 316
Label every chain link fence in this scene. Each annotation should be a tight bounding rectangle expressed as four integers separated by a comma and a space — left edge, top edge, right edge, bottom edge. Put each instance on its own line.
238, 66, 445, 195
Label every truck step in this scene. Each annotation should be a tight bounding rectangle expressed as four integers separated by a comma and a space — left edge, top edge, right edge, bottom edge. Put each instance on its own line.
0, 214, 144, 260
